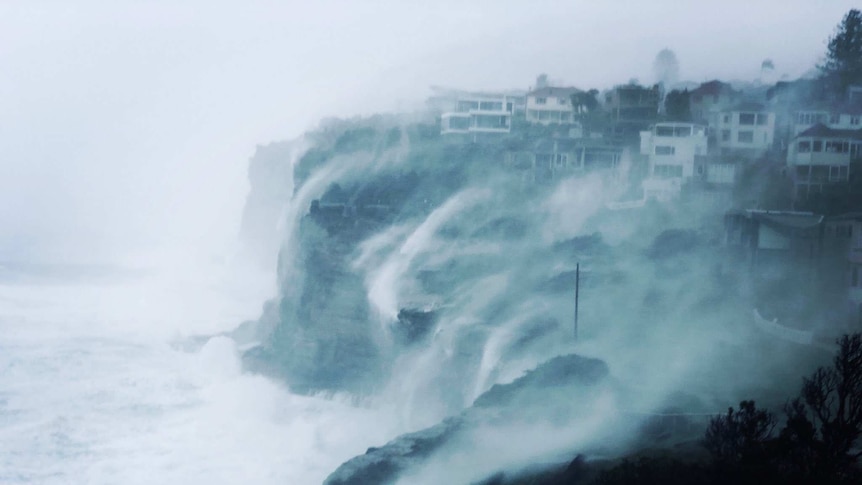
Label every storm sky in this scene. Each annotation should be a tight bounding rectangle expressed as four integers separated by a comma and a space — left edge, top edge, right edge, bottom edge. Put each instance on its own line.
0, 0, 856, 263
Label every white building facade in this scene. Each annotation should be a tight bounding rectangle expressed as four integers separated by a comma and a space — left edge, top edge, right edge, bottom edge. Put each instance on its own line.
432, 88, 526, 135
639, 123, 708, 200
786, 124, 862, 199
525, 86, 583, 125
640, 123, 708, 179
791, 107, 862, 136
715, 104, 776, 156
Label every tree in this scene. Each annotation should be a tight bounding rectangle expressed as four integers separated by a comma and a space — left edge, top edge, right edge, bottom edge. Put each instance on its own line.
799, 334, 862, 471
664, 89, 691, 121
771, 334, 862, 482
571, 89, 600, 115
820, 9, 862, 96
704, 400, 776, 466
570, 89, 605, 135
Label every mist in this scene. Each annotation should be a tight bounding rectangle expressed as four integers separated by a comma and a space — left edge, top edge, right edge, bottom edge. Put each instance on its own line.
1, 0, 856, 263
2, 1, 861, 484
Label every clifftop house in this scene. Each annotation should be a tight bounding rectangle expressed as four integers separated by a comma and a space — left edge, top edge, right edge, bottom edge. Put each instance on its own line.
714, 102, 777, 158
605, 83, 660, 129
786, 123, 862, 200
428, 86, 526, 136
525, 86, 583, 125
639, 122, 708, 200
689, 80, 741, 125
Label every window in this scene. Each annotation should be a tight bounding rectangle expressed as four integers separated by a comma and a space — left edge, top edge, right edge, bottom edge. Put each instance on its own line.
798, 140, 811, 153
558, 97, 568, 105
796, 112, 824, 125
655, 146, 675, 155
479, 101, 503, 111
674, 126, 692, 137
722, 130, 731, 142
825, 141, 848, 153
834, 165, 849, 180
756, 113, 769, 125
835, 224, 852, 238
830, 114, 840, 124
739, 113, 756, 125
456, 101, 479, 112
656, 126, 674, 136
738, 131, 754, 143
535, 97, 547, 105
796, 165, 810, 178
447, 116, 469, 130
555, 154, 567, 167
654, 164, 683, 177
474, 114, 509, 129
812, 165, 829, 181
813, 140, 823, 152
852, 116, 860, 125
723, 114, 730, 123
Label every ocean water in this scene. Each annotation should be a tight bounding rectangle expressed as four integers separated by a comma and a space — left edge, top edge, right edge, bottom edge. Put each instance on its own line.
0, 260, 399, 485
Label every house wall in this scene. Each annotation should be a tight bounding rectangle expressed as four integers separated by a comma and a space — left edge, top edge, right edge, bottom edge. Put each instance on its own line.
791, 110, 829, 136
716, 111, 775, 154
440, 92, 515, 134
525, 94, 574, 124
640, 123, 707, 179
786, 137, 853, 198
828, 113, 862, 130
706, 163, 736, 185
690, 93, 738, 124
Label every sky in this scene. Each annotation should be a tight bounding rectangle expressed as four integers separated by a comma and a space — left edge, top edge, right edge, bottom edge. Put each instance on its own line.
0, 0, 858, 264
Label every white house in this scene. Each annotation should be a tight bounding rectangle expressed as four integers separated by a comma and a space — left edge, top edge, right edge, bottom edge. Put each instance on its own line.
639, 122, 708, 200
525, 86, 583, 125
715, 102, 776, 157
791, 105, 862, 136
786, 124, 862, 200
640, 123, 708, 179
689, 80, 740, 125
430, 88, 526, 136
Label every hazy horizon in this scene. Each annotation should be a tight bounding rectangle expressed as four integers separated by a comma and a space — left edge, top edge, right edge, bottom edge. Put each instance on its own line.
1, 0, 858, 264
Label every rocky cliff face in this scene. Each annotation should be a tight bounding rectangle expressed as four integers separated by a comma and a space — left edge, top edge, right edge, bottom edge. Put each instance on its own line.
264, 211, 384, 393
236, 115, 821, 484
324, 354, 611, 485
239, 139, 304, 268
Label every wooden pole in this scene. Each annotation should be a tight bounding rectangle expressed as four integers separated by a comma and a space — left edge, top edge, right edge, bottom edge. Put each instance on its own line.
574, 262, 579, 340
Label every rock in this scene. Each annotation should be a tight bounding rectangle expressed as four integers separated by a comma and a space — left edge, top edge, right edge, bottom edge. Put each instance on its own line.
472, 354, 608, 409
324, 418, 463, 485
393, 308, 438, 345
324, 354, 609, 484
